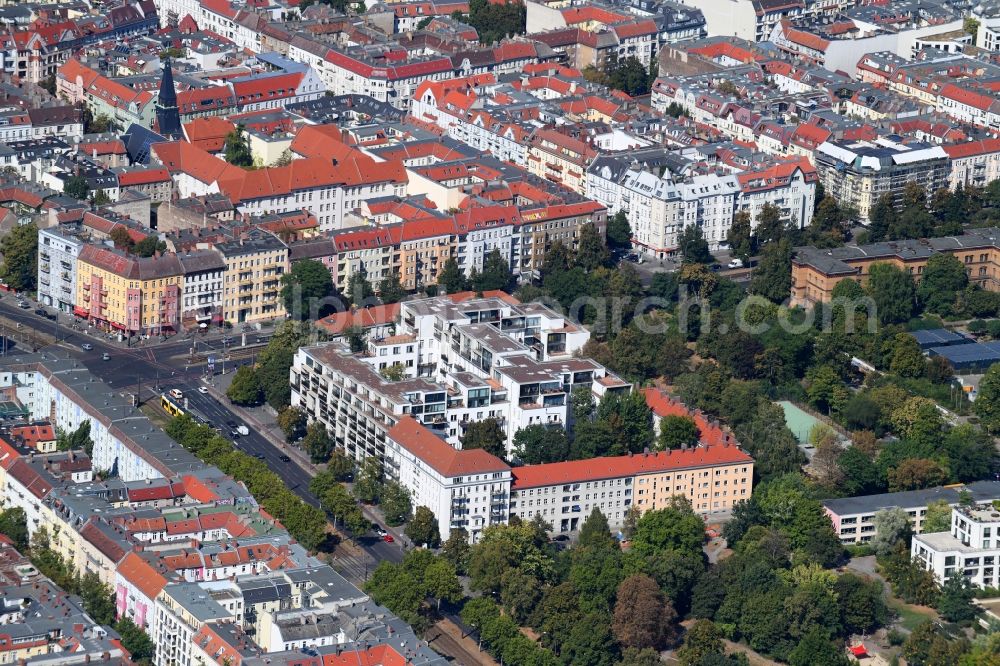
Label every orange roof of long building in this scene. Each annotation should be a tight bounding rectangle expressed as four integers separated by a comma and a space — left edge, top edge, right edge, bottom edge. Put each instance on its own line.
512, 444, 752, 490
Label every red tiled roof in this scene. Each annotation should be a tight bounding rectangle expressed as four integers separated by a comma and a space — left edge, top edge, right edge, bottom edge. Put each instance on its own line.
389, 416, 510, 477
943, 138, 1000, 159
118, 168, 171, 187
446, 290, 520, 305
117, 552, 168, 600
10, 423, 54, 447
232, 72, 303, 103
79, 520, 127, 563
323, 646, 407, 666
939, 83, 998, 112
316, 303, 400, 334
512, 442, 752, 489
642, 387, 733, 447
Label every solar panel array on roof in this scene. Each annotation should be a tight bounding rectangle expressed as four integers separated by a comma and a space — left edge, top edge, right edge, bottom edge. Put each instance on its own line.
911, 328, 973, 350
929, 341, 1000, 371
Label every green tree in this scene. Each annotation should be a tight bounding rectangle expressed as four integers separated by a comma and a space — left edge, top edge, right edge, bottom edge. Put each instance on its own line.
512, 425, 569, 464
917, 254, 967, 314
442, 528, 471, 573
788, 627, 851, 666
836, 446, 882, 496
78, 572, 116, 625
576, 223, 610, 271
57, 421, 94, 457
835, 573, 888, 635
423, 556, 462, 610
938, 573, 976, 623
0, 507, 28, 551
281, 259, 337, 319
277, 406, 307, 441
974, 363, 1000, 433
475, 248, 513, 292
805, 365, 849, 415
134, 236, 166, 257
460, 418, 506, 458
676, 619, 725, 665
405, 505, 441, 547
113, 618, 155, 666
889, 333, 926, 378
657, 414, 700, 450
631, 496, 704, 558
346, 270, 376, 307
437, 257, 465, 294
226, 366, 264, 406
327, 450, 354, 481
903, 620, 966, 666
868, 193, 897, 242
612, 573, 677, 649
922, 499, 952, 533
352, 456, 383, 504
595, 390, 653, 455
865, 262, 916, 325
607, 211, 632, 249
726, 211, 754, 263
749, 238, 792, 303
0, 222, 38, 291
755, 203, 785, 245
377, 270, 407, 304
64, 175, 90, 200
302, 421, 334, 463
381, 480, 412, 526
872, 507, 913, 557
255, 321, 310, 409
887, 458, 947, 492
679, 225, 713, 264
223, 125, 253, 167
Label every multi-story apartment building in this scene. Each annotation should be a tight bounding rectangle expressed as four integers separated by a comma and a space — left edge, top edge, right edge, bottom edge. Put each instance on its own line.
153, 582, 240, 666
37, 226, 83, 313
790, 227, 1000, 307
2, 356, 203, 482
517, 201, 607, 279
823, 481, 1000, 545
75, 245, 183, 337
217, 232, 288, 325
527, 128, 599, 195
385, 416, 512, 543
943, 138, 1000, 190
291, 294, 629, 460
913, 502, 1000, 588
179, 251, 226, 328
510, 442, 754, 533
814, 139, 951, 223
587, 152, 741, 256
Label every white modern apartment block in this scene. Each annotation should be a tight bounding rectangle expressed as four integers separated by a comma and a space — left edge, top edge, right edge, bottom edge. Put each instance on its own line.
38, 226, 83, 313
385, 416, 512, 543
913, 502, 1000, 589
290, 294, 630, 460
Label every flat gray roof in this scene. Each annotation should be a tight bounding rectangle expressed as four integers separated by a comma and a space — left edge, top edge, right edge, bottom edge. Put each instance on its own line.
823, 481, 1000, 516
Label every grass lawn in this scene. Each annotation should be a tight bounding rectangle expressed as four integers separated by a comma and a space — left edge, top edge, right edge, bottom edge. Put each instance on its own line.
888, 597, 937, 632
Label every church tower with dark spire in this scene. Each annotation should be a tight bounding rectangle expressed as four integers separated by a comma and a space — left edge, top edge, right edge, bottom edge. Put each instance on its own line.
155, 59, 181, 139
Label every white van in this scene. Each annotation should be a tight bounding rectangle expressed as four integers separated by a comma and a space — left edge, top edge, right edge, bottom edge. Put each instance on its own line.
168, 388, 183, 400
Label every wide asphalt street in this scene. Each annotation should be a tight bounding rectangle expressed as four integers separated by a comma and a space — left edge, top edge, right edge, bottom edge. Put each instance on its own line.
0, 298, 405, 572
